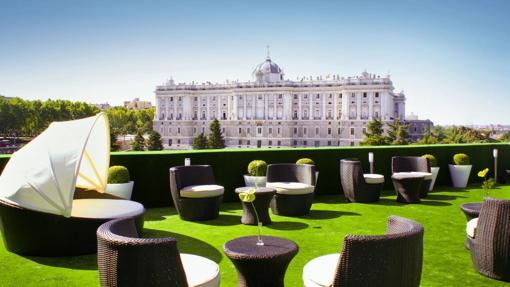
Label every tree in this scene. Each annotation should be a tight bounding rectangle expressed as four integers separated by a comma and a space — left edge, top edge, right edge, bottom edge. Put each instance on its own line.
110, 129, 121, 151
388, 119, 410, 145
147, 130, 164, 150
416, 130, 438, 145
192, 133, 208, 149
131, 130, 146, 151
207, 119, 225, 149
360, 118, 390, 146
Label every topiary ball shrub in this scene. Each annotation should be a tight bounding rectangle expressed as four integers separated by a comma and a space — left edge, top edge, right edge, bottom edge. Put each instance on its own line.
108, 166, 130, 184
296, 158, 315, 165
247, 160, 267, 176
453, 153, 470, 165
422, 154, 438, 167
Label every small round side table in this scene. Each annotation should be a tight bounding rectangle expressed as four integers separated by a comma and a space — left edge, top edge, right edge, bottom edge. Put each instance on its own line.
235, 187, 276, 225
223, 236, 298, 287
460, 203, 482, 221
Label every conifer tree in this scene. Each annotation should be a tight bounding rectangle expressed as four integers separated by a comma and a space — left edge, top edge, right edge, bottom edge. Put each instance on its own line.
207, 119, 225, 149
147, 130, 164, 150
359, 118, 390, 146
131, 130, 146, 151
192, 132, 208, 149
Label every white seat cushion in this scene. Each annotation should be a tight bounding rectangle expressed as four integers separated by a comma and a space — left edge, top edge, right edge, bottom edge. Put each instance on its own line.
410, 172, 433, 180
71, 199, 144, 219
363, 174, 384, 184
180, 185, 224, 198
303, 253, 340, 287
266, 182, 315, 195
181, 253, 220, 287
466, 218, 478, 238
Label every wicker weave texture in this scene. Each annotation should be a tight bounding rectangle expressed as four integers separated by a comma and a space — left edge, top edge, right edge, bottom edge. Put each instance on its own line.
333, 216, 424, 287
468, 198, 510, 281
169, 165, 222, 221
97, 218, 189, 287
340, 159, 382, 202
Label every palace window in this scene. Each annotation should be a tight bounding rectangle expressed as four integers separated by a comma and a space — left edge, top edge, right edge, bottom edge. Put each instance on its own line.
316, 94, 320, 99
239, 128, 242, 134
258, 95, 262, 100
268, 140, 272, 146
304, 140, 307, 146
247, 140, 251, 145
294, 128, 297, 134
304, 94, 308, 99
339, 93, 342, 98
178, 97, 182, 101
257, 127, 262, 134
294, 94, 298, 99
170, 97, 173, 101
375, 93, 379, 98
177, 128, 180, 134
316, 127, 319, 135
277, 140, 281, 146
363, 93, 367, 98
194, 97, 197, 101
278, 94, 283, 99
278, 128, 281, 134
293, 140, 298, 146
352, 93, 355, 98
239, 139, 242, 145
304, 128, 307, 134
177, 139, 181, 144
338, 128, 341, 134
328, 128, 331, 135
269, 128, 272, 134
350, 128, 354, 135
328, 141, 331, 146
247, 128, 250, 134
329, 94, 332, 98
363, 128, 366, 134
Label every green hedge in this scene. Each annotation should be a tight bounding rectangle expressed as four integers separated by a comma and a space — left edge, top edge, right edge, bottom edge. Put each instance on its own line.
0, 143, 508, 208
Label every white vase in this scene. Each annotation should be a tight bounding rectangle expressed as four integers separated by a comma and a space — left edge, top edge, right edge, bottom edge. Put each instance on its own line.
105, 181, 134, 199
243, 175, 267, 187
429, 167, 440, 191
449, 165, 472, 188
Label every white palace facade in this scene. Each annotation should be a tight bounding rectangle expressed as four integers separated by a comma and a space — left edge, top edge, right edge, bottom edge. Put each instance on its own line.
154, 56, 432, 149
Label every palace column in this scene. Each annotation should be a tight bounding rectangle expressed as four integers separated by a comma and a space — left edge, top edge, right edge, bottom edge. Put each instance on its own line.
243, 95, 247, 120
298, 94, 302, 119
264, 94, 268, 119
309, 94, 313, 119
368, 92, 374, 120
333, 93, 338, 120
321, 93, 326, 120
356, 93, 361, 120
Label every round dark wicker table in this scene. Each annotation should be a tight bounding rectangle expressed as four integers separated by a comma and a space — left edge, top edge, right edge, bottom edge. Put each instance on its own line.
235, 187, 276, 225
391, 173, 424, 203
460, 203, 482, 221
223, 236, 298, 287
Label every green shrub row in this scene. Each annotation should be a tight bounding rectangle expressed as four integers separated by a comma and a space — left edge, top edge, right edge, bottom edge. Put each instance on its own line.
0, 143, 508, 208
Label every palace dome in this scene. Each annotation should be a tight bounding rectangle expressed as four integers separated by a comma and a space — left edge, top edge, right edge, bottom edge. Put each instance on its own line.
252, 57, 284, 83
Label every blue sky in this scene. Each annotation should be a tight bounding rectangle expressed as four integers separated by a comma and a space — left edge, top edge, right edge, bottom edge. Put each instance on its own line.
1, 0, 509, 125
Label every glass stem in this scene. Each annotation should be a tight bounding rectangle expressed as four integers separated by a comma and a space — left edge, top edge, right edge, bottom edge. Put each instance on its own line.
251, 201, 263, 245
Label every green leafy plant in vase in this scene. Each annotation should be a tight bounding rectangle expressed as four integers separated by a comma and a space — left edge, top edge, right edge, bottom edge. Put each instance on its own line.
478, 168, 494, 197
238, 187, 264, 246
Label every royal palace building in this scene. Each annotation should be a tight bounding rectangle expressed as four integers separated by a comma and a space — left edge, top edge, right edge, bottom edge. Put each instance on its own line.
154, 55, 432, 149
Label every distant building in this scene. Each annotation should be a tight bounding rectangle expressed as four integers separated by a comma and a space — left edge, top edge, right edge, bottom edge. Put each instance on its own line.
94, 103, 111, 110
124, 98, 153, 110
154, 55, 432, 149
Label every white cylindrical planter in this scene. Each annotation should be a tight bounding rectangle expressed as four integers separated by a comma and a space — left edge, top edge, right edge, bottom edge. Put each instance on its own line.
429, 167, 440, 191
449, 165, 472, 188
105, 181, 134, 199
243, 175, 267, 187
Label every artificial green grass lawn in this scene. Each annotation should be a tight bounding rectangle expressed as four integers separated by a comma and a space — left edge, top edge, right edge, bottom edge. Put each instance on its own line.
2, 185, 510, 286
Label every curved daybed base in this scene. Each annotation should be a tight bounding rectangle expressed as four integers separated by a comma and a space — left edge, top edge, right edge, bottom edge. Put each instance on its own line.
0, 199, 144, 257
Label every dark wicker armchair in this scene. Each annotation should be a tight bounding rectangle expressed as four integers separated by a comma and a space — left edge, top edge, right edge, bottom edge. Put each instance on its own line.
266, 163, 316, 216
97, 218, 220, 287
303, 216, 424, 287
468, 198, 510, 281
392, 156, 432, 197
169, 165, 224, 221
340, 158, 384, 202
